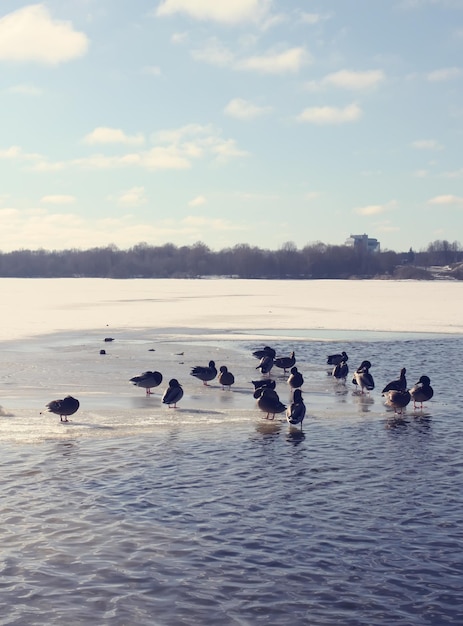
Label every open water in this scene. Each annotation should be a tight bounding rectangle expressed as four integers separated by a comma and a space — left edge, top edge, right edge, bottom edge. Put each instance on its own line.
1, 279, 463, 625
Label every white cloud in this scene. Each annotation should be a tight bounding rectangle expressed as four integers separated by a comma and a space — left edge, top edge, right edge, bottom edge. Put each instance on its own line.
0, 145, 43, 162
427, 67, 462, 81
40, 195, 76, 204
412, 139, 443, 150
115, 187, 147, 207
0, 207, 246, 251
428, 194, 463, 206
22, 124, 248, 172
224, 98, 271, 120
353, 202, 396, 216
83, 127, 145, 146
308, 69, 385, 91
191, 38, 235, 67
156, 0, 271, 25
0, 4, 89, 65
236, 47, 309, 74
297, 103, 362, 124
188, 195, 207, 207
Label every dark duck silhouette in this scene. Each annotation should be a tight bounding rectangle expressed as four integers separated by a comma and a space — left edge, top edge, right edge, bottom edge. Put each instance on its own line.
332, 360, 349, 381
382, 368, 407, 394
190, 360, 217, 385
286, 388, 306, 428
274, 351, 296, 374
218, 365, 235, 390
252, 379, 276, 399
327, 351, 348, 366
409, 375, 434, 409
162, 379, 183, 408
44, 396, 80, 422
287, 366, 304, 390
257, 388, 286, 420
130, 370, 163, 395
384, 389, 411, 414
256, 354, 274, 375
251, 379, 276, 391
252, 346, 276, 360
352, 360, 375, 393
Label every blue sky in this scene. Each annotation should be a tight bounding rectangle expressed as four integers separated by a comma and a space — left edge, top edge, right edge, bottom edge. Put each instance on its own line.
0, 0, 462, 253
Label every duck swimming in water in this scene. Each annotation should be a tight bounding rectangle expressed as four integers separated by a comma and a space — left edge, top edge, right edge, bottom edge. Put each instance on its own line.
44, 396, 80, 422
190, 360, 217, 385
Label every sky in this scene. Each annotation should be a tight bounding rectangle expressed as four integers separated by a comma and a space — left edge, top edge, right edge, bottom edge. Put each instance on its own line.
0, 0, 462, 254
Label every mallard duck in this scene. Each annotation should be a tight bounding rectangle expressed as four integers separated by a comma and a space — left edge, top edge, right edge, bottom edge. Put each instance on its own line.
130, 370, 163, 395
257, 388, 286, 420
409, 375, 434, 409
162, 379, 183, 408
218, 365, 235, 390
190, 360, 217, 385
286, 388, 306, 428
252, 346, 276, 360
384, 389, 411, 414
382, 368, 407, 394
287, 366, 304, 390
352, 360, 374, 393
327, 351, 348, 366
274, 351, 296, 374
333, 360, 349, 381
255, 354, 274, 375
44, 396, 80, 422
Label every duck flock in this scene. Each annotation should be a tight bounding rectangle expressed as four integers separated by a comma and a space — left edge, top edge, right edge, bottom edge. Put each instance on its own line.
43, 344, 434, 429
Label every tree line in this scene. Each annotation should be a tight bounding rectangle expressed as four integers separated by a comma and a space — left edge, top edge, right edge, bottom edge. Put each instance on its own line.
0, 239, 462, 279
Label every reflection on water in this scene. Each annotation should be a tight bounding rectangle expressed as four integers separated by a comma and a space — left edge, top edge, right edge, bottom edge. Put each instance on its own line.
2, 334, 463, 625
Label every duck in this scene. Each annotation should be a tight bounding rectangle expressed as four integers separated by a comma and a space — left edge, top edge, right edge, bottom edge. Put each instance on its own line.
257, 388, 286, 420
409, 375, 434, 409
252, 346, 276, 360
162, 379, 183, 408
130, 370, 163, 395
190, 360, 217, 385
255, 354, 274, 375
253, 381, 278, 400
384, 389, 411, 414
287, 366, 304, 390
251, 378, 276, 392
274, 351, 296, 374
286, 388, 306, 428
44, 396, 80, 422
382, 368, 407, 394
352, 360, 375, 393
218, 365, 235, 390
327, 351, 348, 366
332, 360, 349, 381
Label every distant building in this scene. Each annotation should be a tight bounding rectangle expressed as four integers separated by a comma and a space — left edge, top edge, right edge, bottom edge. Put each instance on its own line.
345, 233, 380, 253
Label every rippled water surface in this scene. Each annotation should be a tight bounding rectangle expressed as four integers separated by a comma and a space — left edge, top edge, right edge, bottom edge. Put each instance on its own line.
1, 280, 463, 625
